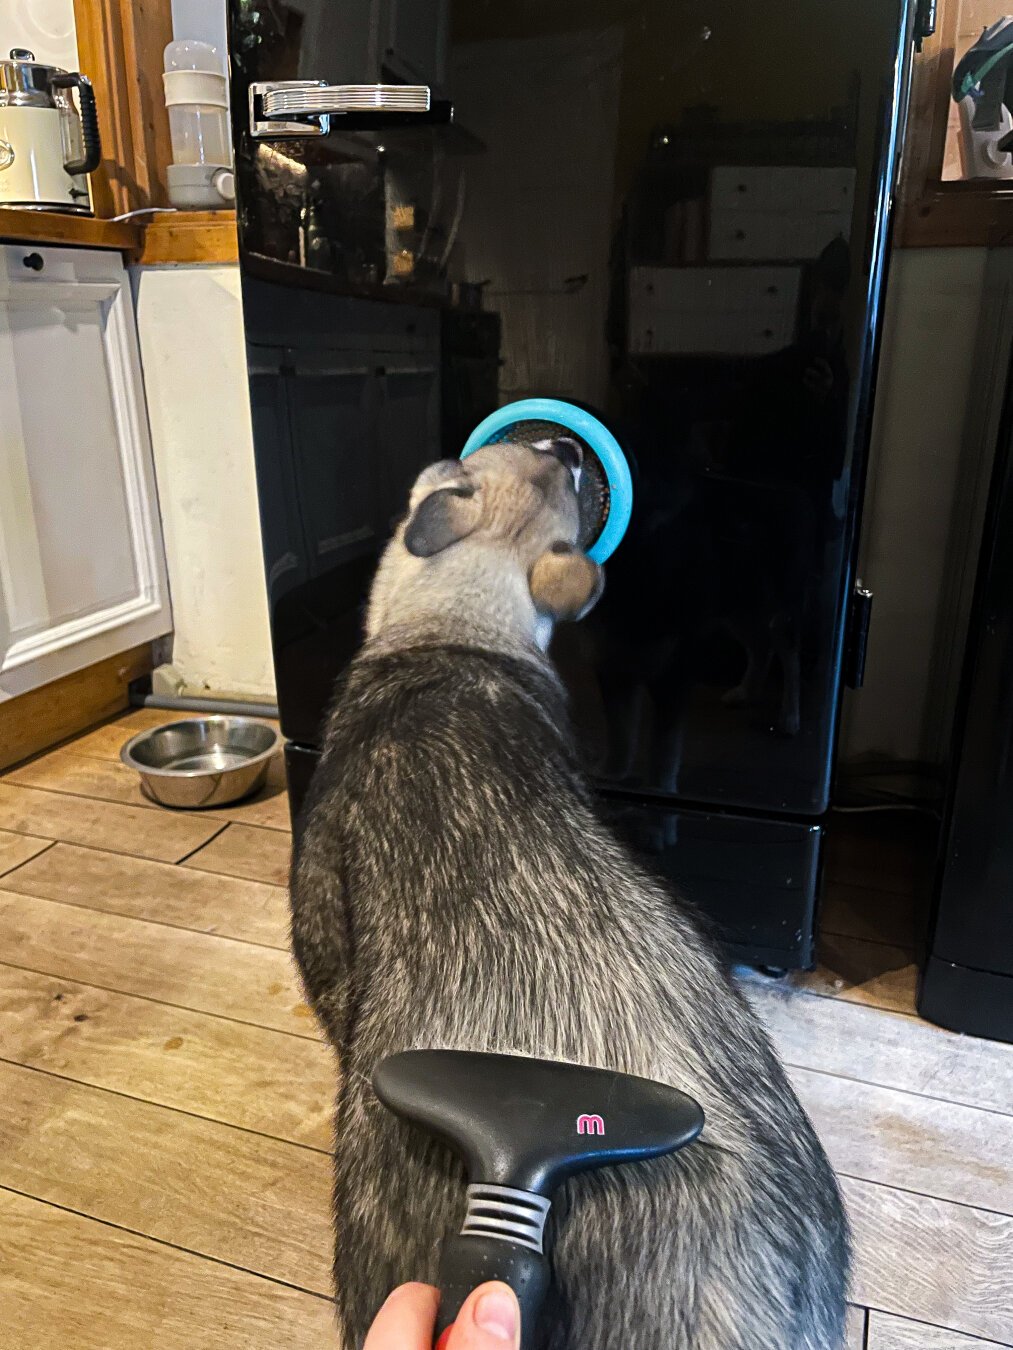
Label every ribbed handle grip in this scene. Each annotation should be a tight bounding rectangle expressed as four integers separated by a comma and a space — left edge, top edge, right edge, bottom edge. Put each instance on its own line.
434, 1235, 549, 1350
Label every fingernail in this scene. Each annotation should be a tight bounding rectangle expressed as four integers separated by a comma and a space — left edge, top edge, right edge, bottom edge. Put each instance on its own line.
474, 1288, 517, 1341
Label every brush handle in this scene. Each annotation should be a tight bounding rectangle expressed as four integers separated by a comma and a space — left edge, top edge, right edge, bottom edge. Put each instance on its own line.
434, 1235, 549, 1350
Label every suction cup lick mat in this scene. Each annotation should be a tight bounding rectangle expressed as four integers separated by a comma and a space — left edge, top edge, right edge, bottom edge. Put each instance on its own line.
460, 398, 632, 564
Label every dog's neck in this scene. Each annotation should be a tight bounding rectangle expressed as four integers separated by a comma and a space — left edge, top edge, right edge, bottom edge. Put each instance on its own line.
365, 544, 551, 659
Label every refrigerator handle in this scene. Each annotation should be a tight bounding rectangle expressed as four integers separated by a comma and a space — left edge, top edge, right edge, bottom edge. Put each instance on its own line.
843, 583, 874, 690
249, 81, 451, 138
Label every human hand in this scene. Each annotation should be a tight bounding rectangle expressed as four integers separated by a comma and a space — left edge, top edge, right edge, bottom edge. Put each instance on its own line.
363, 1281, 520, 1349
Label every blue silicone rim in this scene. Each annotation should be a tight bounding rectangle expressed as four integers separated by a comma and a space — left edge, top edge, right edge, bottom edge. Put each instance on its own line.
460, 398, 633, 563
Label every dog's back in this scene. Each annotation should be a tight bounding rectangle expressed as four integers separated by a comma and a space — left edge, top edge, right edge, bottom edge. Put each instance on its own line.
291, 444, 849, 1348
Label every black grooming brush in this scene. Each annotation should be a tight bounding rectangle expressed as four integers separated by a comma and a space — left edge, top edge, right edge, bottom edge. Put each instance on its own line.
373, 1049, 703, 1350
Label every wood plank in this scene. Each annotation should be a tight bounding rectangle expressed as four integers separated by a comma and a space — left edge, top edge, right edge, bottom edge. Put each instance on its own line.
140, 211, 239, 265
118, 0, 174, 211
844, 1175, 1013, 1344
791, 1065, 1013, 1217
737, 934, 918, 1015
0, 783, 221, 863
868, 1309, 1013, 1348
0, 1188, 337, 1349
800, 934, 918, 1015
0, 209, 141, 252
0, 1060, 332, 1293
73, 0, 129, 217
71, 0, 172, 219
0, 645, 152, 772
184, 823, 292, 888
897, 188, 1013, 250
847, 1306, 867, 1350
0, 831, 50, 878
7, 747, 291, 832
4, 841, 289, 947
745, 983, 1013, 1118
0, 889, 315, 1038
821, 878, 916, 949
823, 812, 933, 896
0, 963, 332, 1149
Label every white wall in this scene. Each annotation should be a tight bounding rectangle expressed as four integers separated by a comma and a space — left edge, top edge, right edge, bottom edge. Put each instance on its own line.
0, 0, 78, 70
840, 247, 992, 767
133, 265, 275, 701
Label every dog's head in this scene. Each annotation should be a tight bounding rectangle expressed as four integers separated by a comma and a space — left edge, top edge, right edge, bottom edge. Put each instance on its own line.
369, 439, 604, 639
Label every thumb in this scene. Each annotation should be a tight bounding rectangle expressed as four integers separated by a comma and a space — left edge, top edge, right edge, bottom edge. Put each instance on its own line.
444, 1282, 521, 1350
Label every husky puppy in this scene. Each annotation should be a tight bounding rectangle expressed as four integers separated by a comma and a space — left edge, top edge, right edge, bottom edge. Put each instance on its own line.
291, 438, 848, 1349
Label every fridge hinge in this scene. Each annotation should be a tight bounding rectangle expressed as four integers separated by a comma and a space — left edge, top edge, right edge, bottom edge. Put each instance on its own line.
844, 583, 874, 689
914, 0, 937, 51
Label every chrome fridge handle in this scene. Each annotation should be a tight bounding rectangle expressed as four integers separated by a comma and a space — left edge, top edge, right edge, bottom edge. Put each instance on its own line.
249, 81, 443, 138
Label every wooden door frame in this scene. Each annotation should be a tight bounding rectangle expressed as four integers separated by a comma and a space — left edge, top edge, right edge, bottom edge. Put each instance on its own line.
73, 0, 174, 218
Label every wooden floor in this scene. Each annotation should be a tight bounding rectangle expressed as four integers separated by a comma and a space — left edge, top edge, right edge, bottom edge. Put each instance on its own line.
0, 710, 1010, 1348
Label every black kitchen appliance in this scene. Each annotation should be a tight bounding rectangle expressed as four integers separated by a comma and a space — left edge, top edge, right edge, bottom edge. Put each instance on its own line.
920, 351, 1013, 1042
227, 0, 920, 971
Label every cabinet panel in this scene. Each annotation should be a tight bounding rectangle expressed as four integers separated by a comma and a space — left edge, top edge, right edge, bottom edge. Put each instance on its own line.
246, 347, 307, 604
708, 208, 853, 262
376, 364, 440, 530
287, 355, 377, 576
0, 245, 170, 697
710, 166, 856, 215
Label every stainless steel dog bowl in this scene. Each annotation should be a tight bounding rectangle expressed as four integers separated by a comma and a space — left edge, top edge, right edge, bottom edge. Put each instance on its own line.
120, 716, 282, 809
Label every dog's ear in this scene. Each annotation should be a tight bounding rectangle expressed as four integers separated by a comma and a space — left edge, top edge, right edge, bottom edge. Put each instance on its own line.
529, 542, 604, 621
409, 459, 469, 503
404, 485, 479, 558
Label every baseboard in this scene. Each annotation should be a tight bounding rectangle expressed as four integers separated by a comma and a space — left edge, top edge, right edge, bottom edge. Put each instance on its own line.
0, 643, 154, 772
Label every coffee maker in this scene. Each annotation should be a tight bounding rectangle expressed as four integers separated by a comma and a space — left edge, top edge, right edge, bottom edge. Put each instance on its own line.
0, 47, 100, 214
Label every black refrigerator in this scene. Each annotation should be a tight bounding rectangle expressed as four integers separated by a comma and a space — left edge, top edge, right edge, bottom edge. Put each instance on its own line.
921, 353, 1013, 1042
227, 0, 919, 971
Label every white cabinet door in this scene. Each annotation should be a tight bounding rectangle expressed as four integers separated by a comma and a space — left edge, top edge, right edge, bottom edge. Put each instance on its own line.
0, 244, 171, 698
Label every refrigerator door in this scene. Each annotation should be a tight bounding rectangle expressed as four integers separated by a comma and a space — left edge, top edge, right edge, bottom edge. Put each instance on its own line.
921, 359, 1013, 1041
229, 1, 913, 816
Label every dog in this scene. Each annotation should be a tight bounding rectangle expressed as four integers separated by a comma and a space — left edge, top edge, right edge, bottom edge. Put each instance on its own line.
290, 437, 849, 1349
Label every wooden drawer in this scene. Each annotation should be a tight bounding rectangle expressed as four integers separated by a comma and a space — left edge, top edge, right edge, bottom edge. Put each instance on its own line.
628, 265, 800, 356
710, 165, 855, 215
708, 207, 852, 261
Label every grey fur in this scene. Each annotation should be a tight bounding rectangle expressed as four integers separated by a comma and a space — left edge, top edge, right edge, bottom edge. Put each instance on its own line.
291, 441, 849, 1349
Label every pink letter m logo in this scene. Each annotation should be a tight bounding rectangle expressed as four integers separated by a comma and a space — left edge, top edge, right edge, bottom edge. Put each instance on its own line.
576, 1113, 605, 1136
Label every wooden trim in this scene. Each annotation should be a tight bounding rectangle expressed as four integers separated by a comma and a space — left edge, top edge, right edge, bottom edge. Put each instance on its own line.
0, 210, 142, 251
73, 0, 173, 218
117, 0, 174, 211
894, 0, 1013, 248
138, 211, 239, 265
896, 186, 1013, 247
73, 0, 133, 217
897, 2, 958, 215
0, 644, 153, 772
